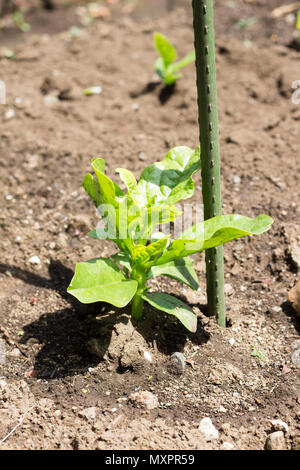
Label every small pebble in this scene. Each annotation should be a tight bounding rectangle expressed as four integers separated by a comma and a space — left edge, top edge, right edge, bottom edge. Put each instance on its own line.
5, 109, 15, 120
199, 417, 219, 441
29, 256, 41, 265
143, 351, 152, 362
291, 349, 300, 366
271, 419, 289, 433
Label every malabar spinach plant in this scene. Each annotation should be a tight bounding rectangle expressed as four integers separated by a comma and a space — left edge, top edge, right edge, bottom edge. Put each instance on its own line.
153, 32, 195, 85
67, 146, 273, 333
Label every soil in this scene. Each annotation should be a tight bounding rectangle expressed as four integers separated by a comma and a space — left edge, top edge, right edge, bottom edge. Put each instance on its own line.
0, 0, 300, 451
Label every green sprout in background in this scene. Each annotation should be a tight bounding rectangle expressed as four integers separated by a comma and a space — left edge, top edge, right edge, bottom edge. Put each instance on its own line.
153, 32, 195, 86
13, 11, 31, 33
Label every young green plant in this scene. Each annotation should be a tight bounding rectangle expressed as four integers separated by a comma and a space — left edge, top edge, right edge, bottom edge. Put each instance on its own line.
67, 146, 273, 333
153, 32, 195, 86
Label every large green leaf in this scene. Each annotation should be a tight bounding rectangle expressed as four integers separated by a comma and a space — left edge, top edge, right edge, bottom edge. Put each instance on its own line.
67, 258, 137, 307
142, 292, 197, 333
136, 146, 201, 207
154, 32, 177, 68
148, 257, 199, 290
154, 214, 273, 266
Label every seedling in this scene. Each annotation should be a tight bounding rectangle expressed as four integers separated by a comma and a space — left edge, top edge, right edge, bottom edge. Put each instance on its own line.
13, 11, 31, 33
153, 33, 195, 86
67, 146, 273, 333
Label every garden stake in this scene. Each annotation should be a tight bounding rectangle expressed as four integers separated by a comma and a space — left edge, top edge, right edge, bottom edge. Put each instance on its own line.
192, 0, 226, 327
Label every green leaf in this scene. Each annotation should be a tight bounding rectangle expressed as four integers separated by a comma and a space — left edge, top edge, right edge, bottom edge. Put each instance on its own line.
142, 292, 197, 333
154, 57, 167, 82
136, 146, 201, 207
148, 257, 199, 290
155, 214, 273, 265
169, 50, 195, 75
82, 173, 101, 206
91, 158, 123, 205
154, 32, 177, 68
67, 258, 137, 307
116, 168, 138, 198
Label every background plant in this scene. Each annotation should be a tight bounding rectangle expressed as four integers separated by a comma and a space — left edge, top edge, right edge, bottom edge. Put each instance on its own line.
153, 32, 195, 86
67, 146, 273, 333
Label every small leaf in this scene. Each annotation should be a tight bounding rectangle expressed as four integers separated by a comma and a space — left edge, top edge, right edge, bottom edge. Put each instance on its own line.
67, 258, 137, 307
148, 257, 199, 290
154, 32, 177, 68
143, 292, 197, 333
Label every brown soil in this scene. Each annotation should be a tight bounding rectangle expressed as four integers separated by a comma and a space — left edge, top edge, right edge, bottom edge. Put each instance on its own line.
0, 0, 299, 450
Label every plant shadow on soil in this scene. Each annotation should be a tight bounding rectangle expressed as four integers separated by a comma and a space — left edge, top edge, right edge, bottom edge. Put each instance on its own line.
130, 81, 176, 105
0, 260, 209, 379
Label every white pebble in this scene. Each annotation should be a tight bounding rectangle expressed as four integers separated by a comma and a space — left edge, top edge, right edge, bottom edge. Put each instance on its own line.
229, 338, 235, 346
5, 109, 15, 120
143, 351, 152, 362
220, 441, 235, 450
199, 417, 219, 441
29, 256, 41, 265
271, 419, 289, 433
0, 379, 7, 390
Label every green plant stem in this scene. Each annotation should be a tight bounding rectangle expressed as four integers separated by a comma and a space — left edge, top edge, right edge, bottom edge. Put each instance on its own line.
130, 265, 147, 321
192, 0, 226, 327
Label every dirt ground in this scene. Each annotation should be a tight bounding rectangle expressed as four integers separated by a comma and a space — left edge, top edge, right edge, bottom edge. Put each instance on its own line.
0, 0, 299, 450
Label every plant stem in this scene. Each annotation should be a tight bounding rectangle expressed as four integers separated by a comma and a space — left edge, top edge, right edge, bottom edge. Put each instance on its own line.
130, 265, 147, 321
131, 293, 144, 321
192, 0, 226, 327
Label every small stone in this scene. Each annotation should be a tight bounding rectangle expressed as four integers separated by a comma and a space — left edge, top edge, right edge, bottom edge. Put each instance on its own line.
291, 349, 300, 365
78, 407, 98, 421
129, 390, 159, 410
272, 306, 281, 313
143, 351, 152, 362
271, 419, 289, 433
219, 406, 227, 413
198, 417, 219, 441
44, 94, 59, 107
233, 175, 241, 185
224, 283, 234, 296
288, 280, 300, 316
292, 339, 300, 350
87, 338, 106, 358
68, 214, 91, 233
0, 379, 7, 390
132, 102, 139, 111
9, 348, 21, 357
265, 431, 286, 450
229, 338, 235, 346
220, 441, 234, 450
5, 109, 15, 120
170, 352, 186, 375
29, 256, 41, 265
138, 152, 147, 161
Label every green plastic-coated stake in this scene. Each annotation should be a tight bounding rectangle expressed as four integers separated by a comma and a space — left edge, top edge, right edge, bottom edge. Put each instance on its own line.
192, 0, 226, 327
